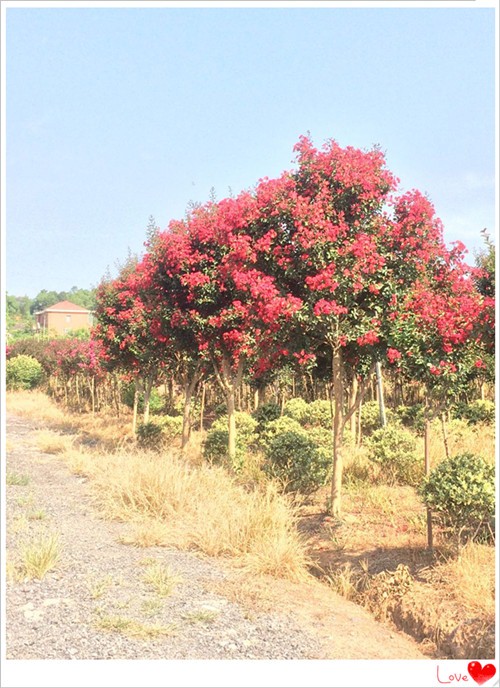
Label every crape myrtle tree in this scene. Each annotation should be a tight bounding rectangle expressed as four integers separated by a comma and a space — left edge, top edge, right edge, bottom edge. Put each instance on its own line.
93, 255, 173, 432
145, 192, 303, 461
141, 231, 204, 449
249, 136, 490, 515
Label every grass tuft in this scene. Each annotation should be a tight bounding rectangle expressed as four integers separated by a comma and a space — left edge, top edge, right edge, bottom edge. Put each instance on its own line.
95, 613, 177, 638
19, 532, 61, 579
142, 562, 181, 597
6, 472, 30, 486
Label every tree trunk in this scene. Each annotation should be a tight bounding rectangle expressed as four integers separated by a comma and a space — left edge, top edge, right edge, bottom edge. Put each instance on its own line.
440, 411, 450, 460
132, 382, 140, 435
227, 387, 237, 461
143, 375, 154, 424
199, 382, 206, 433
349, 375, 358, 441
212, 354, 244, 463
330, 347, 345, 516
424, 410, 434, 553
375, 362, 387, 427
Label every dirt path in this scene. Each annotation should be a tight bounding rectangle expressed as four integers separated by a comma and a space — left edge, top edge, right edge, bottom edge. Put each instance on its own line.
5, 413, 427, 661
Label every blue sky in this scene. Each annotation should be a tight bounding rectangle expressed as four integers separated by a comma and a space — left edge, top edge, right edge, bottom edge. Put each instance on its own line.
4, 3, 496, 298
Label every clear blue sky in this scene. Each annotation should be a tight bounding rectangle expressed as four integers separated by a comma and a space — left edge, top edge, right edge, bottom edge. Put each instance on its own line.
4, 4, 496, 298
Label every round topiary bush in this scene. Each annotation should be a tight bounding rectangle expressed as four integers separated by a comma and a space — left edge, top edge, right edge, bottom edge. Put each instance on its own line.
252, 401, 281, 430
283, 398, 310, 425
366, 424, 422, 486
395, 403, 426, 432
360, 401, 394, 436
263, 430, 330, 494
136, 421, 165, 451
306, 399, 332, 429
6, 354, 44, 390
420, 452, 495, 544
203, 412, 258, 470
452, 400, 495, 425
258, 415, 308, 453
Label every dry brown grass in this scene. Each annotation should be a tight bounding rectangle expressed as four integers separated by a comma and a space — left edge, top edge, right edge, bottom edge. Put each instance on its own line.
35, 429, 75, 454
421, 418, 496, 468
6, 390, 68, 423
93, 449, 311, 581
6, 390, 134, 451
8, 391, 310, 581
119, 519, 170, 548
426, 542, 496, 617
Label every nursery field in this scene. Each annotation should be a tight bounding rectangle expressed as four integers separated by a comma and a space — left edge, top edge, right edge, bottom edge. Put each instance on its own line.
5, 390, 496, 660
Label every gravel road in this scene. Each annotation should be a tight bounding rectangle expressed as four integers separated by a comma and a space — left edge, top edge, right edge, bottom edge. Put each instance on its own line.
5, 413, 427, 662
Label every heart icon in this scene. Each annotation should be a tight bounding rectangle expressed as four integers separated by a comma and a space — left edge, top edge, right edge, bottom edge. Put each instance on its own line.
468, 662, 496, 686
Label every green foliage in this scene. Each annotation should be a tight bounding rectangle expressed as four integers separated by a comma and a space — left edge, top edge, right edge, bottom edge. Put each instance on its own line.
283, 398, 309, 424
263, 431, 330, 494
121, 384, 163, 414
366, 424, 422, 486
452, 399, 495, 425
155, 415, 183, 440
252, 401, 281, 430
6, 355, 44, 390
395, 403, 426, 432
306, 399, 332, 429
258, 415, 308, 453
203, 412, 258, 470
283, 397, 331, 429
360, 401, 394, 436
136, 422, 165, 451
420, 453, 495, 542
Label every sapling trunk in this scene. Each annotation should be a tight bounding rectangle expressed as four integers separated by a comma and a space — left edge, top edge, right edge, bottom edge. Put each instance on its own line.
330, 347, 344, 516
227, 388, 237, 461
132, 383, 140, 435
143, 375, 154, 424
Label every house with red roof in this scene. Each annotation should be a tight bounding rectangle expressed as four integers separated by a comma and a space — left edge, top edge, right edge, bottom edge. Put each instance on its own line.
34, 300, 94, 336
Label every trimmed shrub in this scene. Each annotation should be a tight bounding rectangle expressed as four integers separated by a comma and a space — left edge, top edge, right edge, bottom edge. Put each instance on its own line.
306, 399, 332, 429
420, 453, 495, 543
366, 424, 422, 486
263, 430, 330, 494
203, 412, 258, 470
360, 401, 394, 436
452, 400, 495, 425
6, 355, 43, 390
156, 415, 183, 440
258, 416, 307, 453
122, 384, 164, 414
136, 422, 165, 451
283, 398, 309, 425
395, 403, 426, 432
252, 401, 281, 430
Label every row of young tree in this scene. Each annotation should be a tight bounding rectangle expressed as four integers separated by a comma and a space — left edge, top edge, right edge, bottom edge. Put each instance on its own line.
91, 135, 494, 516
